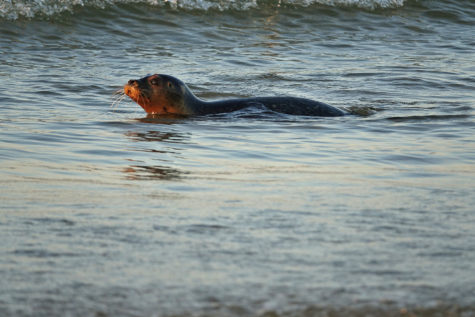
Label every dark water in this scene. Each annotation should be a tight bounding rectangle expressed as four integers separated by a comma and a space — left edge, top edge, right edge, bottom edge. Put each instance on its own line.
1, 0, 475, 316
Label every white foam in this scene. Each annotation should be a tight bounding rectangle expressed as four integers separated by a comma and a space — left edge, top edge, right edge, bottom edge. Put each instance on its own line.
0, 0, 406, 20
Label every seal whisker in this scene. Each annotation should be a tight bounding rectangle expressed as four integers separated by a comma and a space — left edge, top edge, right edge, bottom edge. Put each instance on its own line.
111, 92, 127, 110
111, 94, 124, 107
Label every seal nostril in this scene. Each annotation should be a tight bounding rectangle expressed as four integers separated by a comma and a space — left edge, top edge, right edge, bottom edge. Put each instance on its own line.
128, 80, 136, 85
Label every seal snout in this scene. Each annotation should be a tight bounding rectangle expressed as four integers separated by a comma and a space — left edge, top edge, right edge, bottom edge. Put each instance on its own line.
124, 79, 141, 95
124, 80, 140, 101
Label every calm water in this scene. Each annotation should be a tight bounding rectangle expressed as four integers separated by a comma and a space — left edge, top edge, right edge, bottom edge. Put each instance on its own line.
1, 0, 475, 316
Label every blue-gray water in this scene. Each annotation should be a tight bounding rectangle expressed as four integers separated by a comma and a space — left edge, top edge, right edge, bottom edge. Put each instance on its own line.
1, 0, 474, 316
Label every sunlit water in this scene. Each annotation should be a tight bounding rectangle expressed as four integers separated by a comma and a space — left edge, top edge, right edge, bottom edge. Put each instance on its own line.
1, 0, 474, 316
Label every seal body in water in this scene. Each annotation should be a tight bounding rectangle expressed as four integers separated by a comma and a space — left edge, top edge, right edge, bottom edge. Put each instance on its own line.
124, 74, 345, 117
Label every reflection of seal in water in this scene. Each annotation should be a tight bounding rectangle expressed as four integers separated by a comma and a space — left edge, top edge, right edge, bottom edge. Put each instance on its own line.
124, 74, 345, 116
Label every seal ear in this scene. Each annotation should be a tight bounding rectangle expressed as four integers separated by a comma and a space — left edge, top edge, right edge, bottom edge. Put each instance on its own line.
167, 81, 173, 88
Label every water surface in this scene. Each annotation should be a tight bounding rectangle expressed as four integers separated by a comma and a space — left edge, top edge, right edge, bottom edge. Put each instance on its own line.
1, 0, 474, 316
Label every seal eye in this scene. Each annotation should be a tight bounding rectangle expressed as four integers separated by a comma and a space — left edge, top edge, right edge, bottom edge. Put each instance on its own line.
167, 82, 173, 88
150, 78, 159, 86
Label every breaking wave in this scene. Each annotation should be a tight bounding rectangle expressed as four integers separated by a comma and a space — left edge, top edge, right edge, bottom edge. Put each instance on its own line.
1, 0, 406, 19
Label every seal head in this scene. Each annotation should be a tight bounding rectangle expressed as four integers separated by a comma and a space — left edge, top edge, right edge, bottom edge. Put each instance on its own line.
124, 74, 193, 115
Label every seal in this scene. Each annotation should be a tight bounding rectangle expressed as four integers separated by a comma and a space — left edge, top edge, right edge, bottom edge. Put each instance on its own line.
124, 74, 345, 117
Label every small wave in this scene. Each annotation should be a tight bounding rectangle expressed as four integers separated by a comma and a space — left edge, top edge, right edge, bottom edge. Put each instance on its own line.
386, 114, 471, 122
0, 0, 406, 20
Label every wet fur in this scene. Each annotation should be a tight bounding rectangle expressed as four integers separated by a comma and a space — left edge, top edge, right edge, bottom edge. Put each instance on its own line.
123, 74, 345, 117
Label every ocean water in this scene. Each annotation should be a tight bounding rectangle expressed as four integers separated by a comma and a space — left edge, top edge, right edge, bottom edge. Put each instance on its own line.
1, 0, 475, 316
